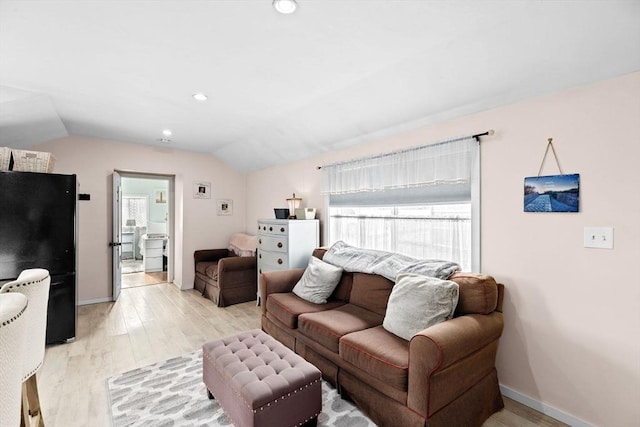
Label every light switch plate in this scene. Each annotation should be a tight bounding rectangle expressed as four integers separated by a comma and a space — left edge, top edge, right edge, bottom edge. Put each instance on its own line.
584, 227, 614, 249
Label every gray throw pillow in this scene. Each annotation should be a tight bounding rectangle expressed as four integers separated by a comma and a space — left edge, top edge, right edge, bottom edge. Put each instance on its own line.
383, 273, 459, 341
292, 256, 343, 304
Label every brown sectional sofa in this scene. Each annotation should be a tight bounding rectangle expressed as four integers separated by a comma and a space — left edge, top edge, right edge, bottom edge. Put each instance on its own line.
260, 248, 505, 427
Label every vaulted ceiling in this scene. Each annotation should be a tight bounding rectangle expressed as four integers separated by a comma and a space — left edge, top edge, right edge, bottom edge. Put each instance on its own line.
1, 1, 639, 172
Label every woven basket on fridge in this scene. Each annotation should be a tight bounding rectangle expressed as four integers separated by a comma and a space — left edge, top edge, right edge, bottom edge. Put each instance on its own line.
10, 149, 56, 173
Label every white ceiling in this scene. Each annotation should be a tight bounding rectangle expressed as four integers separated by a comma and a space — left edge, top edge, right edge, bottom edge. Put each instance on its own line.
1, 1, 639, 172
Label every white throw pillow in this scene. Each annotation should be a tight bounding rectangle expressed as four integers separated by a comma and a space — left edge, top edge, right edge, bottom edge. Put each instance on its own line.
383, 273, 459, 341
292, 256, 343, 304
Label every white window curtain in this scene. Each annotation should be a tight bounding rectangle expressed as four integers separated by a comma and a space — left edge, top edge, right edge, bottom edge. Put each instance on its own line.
321, 138, 476, 195
122, 196, 148, 227
322, 137, 479, 271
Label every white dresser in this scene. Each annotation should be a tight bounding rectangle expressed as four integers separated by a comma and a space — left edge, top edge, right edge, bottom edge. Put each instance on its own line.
142, 236, 166, 272
257, 219, 319, 300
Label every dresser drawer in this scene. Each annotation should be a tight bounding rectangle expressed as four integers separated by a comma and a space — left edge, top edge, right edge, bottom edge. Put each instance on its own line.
145, 239, 164, 249
258, 262, 288, 275
258, 222, 288, 236
145, 256, 162, 271
146, 248, 163, 258
258, 251, 288, 269
258, 235, 288, 253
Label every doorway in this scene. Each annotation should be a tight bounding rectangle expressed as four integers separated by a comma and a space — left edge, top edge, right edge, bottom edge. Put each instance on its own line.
114, 172, 174, 293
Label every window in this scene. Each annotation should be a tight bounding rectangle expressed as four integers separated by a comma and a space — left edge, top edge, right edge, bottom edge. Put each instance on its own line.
122, 196, 148, 227
322, 137, 479, 271
329, 203, 471, 270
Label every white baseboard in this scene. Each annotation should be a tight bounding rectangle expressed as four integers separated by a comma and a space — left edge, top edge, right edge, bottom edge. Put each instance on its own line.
500, 385, 592, 427
78, 297, 113, 306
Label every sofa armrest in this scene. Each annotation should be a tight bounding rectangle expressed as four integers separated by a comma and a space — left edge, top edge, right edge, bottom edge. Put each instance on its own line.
194, 249, 230, 265
218, 256, 256, 273
407, 312, 503, 418
259, 268, 305, 313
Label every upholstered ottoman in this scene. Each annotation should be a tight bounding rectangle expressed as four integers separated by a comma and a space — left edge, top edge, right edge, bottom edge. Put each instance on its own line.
203, 329, 322, 427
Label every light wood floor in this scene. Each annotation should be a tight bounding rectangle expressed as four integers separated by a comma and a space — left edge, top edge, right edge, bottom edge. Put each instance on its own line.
121, 271, 168, 289
37, 283, 566, 427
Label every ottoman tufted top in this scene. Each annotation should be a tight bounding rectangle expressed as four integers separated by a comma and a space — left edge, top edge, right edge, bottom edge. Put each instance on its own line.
203, 329, 321, 411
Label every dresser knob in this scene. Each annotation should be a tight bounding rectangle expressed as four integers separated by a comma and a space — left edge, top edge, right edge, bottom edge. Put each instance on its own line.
269, 226, 273, 231
263, 226, 266, 230
259, 254, 262, 258
277, 259, 283, 265
277, 242, 283, 248
259, 239, 262, 244
280, 227, 285, 232
259, 269, 262, 274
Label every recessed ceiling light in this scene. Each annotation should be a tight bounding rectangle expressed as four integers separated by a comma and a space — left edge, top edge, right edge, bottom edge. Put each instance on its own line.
273, 0, 297, 14
193, 93, 208, 101
159, 138, 171, 144
162, 129, 172, 137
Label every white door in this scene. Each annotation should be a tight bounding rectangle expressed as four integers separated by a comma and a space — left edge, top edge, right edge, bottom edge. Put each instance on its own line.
111, 171, 122, 301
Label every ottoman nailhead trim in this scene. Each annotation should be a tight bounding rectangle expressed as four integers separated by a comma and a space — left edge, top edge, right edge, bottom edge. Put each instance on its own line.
255, 378, 321, 412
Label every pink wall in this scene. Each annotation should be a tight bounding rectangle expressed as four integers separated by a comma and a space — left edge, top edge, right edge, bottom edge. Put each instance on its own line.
246, 72, 640, 426
31, 137, 247, 302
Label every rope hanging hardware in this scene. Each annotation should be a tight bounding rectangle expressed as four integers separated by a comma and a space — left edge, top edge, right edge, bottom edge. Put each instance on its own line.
537, 137, 563, 176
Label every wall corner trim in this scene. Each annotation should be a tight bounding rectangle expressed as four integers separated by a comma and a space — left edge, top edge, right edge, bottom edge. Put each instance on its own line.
500, 385, 593, 427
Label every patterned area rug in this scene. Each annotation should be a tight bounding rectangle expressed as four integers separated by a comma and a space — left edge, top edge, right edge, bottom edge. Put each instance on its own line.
107, 350, 375, 427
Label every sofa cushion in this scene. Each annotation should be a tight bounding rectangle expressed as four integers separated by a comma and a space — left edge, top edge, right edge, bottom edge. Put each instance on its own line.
298, 304, 384, 353
292, 256, 343, 304
266, 293, 345, 329
449, 273, 498, 315
348, 273, 394, 316
339, 325, 409, 392
383, 273, 459, 340
196, 261, 219, 280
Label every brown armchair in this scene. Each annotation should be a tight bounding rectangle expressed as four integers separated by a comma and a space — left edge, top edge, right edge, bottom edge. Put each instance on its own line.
194, 244, 257, 307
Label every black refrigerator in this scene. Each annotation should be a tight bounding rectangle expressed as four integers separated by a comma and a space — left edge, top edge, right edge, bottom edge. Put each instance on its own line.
0, 170, 77, 344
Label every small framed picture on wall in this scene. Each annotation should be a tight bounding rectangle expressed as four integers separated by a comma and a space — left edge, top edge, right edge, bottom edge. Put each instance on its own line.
155, 189, 167, 204
194, 182, 211, 199
217, 199, 233, 215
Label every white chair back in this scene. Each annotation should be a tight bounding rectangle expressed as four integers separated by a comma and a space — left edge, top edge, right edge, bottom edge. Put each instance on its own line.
0, 268, 51, 380
0, 293, 29, 427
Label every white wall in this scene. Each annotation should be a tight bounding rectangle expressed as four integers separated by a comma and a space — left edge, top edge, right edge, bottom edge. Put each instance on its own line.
30, 136, 247, 302
246, 72, 640, 426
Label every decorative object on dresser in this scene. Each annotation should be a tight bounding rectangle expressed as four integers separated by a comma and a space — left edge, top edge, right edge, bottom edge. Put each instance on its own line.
286, 192, 302, 218
257, 219, 319, 304
193, 233, 258, 307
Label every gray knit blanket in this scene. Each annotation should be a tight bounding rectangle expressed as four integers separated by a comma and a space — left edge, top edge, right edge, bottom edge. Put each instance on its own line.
323, 241, 460, 282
